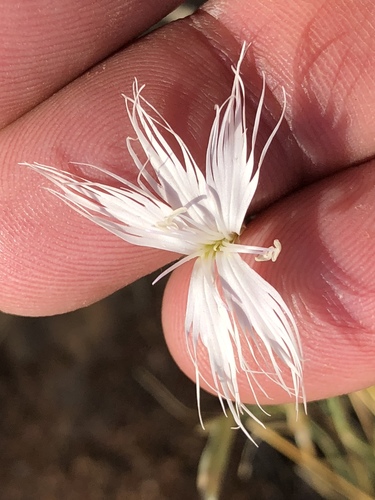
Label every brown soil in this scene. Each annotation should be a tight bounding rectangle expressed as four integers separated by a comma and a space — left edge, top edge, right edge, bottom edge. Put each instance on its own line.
0, 276, 322, 500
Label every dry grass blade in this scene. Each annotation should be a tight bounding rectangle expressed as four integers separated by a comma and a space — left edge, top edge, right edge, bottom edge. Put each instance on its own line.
197, 414, 236, 500
247, 420, 374, 500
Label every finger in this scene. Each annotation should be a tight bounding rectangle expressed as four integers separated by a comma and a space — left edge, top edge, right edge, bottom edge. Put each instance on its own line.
0, 0, 182, 127
2, 1, 375, 316
162, 160, 375, 404
1, 22, 239, 316
205, 0, 375, 170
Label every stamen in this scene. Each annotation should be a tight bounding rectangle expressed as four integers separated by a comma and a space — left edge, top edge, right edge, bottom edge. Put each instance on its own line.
154, 206, 187, 229
255, 239, 282, 262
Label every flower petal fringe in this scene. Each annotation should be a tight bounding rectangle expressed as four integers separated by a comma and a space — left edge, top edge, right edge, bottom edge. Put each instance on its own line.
21, 42, 304, 441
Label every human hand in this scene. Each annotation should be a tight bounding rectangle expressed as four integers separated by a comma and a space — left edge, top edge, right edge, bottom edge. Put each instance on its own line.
1, 0, 375, 405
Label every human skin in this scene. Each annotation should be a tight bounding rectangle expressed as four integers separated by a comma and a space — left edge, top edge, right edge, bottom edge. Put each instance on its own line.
1, 0, 375, 405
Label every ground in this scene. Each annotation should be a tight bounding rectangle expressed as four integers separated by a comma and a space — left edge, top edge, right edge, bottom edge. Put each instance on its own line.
0, 276, 322, 500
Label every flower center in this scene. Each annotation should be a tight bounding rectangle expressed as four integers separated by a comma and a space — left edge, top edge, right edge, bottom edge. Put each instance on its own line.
201, 233, 237, 258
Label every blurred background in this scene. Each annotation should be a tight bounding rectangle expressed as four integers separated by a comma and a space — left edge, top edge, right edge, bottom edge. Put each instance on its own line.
1, 2, 374, 499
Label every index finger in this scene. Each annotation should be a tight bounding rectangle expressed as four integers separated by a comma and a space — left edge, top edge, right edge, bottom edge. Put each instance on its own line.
0, 0, 182, 127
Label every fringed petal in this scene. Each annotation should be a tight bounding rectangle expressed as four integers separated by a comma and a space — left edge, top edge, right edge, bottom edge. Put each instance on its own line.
20, 162, 209, 254
185, 252, 304, 441
206, 45, 286, 235
185, 256, 265, 443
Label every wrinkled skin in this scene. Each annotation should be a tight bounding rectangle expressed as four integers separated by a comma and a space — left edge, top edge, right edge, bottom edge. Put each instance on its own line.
1, 0, 375, 404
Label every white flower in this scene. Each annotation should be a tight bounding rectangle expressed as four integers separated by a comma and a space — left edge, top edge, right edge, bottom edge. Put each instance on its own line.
22, 43, 304, 441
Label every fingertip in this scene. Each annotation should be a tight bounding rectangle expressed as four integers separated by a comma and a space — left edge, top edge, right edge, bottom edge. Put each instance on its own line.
161, 164, 375, 406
